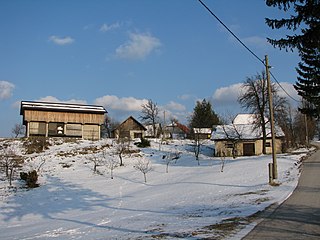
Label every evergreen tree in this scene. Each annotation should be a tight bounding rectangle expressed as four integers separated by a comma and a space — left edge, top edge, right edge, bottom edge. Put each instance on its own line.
189, 99, 220, 129
265, 0, 319, 50
265, 0, 320, 117
294, 42, 320, 116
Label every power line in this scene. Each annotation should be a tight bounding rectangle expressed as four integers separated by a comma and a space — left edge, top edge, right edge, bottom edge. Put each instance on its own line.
197, 0, 265, 65
269, 70, 299, 102
197, 0, 299, 103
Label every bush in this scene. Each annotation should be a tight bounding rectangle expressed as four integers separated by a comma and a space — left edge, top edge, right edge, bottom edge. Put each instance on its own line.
23, 137, 50, 154
20, 170, 39, 188
135, 138, 151, 148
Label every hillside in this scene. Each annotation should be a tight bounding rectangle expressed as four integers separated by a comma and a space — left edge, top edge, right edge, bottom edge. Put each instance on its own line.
0, 138, 308, 239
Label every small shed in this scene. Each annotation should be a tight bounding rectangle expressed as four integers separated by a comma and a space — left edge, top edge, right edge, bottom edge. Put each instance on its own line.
193, 128, 212, 139
20, 101, 107, 140
114, 116, 147, 139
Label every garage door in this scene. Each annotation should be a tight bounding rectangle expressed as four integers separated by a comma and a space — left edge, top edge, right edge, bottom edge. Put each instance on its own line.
243, 143, 255, 156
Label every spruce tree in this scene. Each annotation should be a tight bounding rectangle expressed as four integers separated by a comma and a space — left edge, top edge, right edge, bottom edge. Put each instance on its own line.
189, 99, 220, 128
295, 42, 320, 116
265, 0, 320, 117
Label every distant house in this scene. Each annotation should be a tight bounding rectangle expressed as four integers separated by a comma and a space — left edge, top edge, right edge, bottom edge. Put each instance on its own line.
114, 116, 147, 139
193, 128, 212, 139
20, 101, 107, 140
165, 122, 190, 139
211, 114, 285, 157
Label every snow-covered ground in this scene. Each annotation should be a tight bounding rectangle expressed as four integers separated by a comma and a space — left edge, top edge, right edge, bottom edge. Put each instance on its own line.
0, 138, 310, 239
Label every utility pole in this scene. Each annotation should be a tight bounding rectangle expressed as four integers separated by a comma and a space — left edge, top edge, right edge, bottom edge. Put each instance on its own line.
265, 55, 278, 180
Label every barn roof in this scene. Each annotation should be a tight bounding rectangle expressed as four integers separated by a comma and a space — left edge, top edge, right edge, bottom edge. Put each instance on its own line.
166, 122, 190, 134
117, 116, 147, 131
20, 101, 107, 115
211, 123, 285, 141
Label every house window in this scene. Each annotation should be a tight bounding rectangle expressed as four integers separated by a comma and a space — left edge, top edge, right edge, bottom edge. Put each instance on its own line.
265, 142, 271, 147
134, 132, 142, 139
225, 143, 234, 148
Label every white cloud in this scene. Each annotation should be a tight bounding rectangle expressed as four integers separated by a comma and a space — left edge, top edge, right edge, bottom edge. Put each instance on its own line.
277, 82, 299, 104
178, 94, 195, 101
0, 81, 15, 100
242, 36, 268, 49
100, 22, 120, 32
212, 83, 243, 104
36, 96, 87, 105
164, 101, 186, 112
211, 81, 299, 115
49, 36, 75, 45
210, 83, 244, 114
115, 32, 161, 60
83, 24, 94, 31
94, 95, 148, 112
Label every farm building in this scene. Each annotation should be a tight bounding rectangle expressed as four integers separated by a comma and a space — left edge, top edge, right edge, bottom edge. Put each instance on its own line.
193, 128, 212, 139
20, 101, 107, 140
114, 116, 147, 139
165, 122, 190, 139
212, 114, 285, 157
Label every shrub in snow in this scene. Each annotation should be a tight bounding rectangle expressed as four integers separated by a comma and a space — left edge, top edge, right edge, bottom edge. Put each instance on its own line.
20, 170, 39, 188
23, 137, 50, 154
134, 138, 150, 148
162, 152, 181, 173
103, 150, 118, 179
1, 145, 24, 186
134, 158, 153, 183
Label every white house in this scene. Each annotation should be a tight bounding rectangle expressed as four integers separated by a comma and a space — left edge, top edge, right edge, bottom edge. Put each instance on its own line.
211, 114, 285, 157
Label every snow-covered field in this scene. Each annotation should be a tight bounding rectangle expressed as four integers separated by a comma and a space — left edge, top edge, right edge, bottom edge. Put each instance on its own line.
0, 138, 309, 240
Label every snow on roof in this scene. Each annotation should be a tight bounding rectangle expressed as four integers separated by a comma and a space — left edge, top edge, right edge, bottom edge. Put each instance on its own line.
20, 101, 107, 114
211, 123, 285, 140
193, 128, 212, 134
166, 122, 190, 133
233, 114, 256, 125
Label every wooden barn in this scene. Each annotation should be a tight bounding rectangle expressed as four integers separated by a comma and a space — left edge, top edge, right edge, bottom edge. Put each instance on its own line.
20, 101, 107, 140
114, 116, 146, 139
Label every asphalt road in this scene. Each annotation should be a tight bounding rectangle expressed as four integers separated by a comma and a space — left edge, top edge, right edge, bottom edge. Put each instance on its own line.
243, 143, 320, 240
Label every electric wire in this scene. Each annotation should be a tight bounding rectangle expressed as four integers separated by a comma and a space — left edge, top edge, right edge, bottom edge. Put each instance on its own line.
269, 71, 299, 102
198, 0, 299, 102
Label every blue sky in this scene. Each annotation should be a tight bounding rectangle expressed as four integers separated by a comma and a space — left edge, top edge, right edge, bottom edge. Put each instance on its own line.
0, 0, 300, 137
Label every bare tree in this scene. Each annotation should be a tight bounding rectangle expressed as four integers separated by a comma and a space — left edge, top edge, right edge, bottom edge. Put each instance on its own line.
293, 107, 317, 147
140, 99, 159, 137
192, 129, 206, 165
219, 148, 227, 172
114, 137, 130, 166
103, 151, 118, 179
162, 151, 181, 173
194, 132, 201, 164
102, 115, 120, 138
11, 123, 25, 138
0, 146, 24, 186
88, 153, 104, 173
238, 71, 287, 154
134, 158, 153, 183
220, 116, 244, 159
